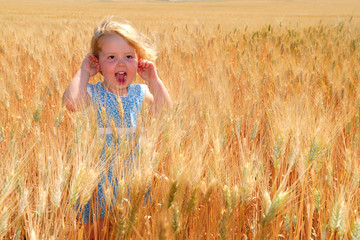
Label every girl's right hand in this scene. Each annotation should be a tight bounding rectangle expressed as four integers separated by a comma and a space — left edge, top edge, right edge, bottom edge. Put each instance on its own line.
81, 53, 100, 77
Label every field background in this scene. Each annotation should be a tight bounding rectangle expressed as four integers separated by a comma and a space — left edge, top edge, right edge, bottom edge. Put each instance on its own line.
1, 0, 360, 239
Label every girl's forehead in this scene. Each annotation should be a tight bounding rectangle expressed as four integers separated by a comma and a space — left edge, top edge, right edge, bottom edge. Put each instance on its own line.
99, 33, 136, 51
100, 33, 124, 41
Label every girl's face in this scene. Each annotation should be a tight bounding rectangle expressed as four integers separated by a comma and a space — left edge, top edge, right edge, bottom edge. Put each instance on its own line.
98, 34, 138, 96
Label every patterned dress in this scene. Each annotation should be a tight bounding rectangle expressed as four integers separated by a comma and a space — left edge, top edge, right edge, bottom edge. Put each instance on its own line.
82, 82, 148, 224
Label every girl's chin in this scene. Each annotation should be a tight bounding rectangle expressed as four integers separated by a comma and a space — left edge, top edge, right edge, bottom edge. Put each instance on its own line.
117, 79, 126, 85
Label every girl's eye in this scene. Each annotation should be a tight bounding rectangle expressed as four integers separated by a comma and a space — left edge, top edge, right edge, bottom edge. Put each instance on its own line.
108, 56, 115, 60
126, 55, 133, 59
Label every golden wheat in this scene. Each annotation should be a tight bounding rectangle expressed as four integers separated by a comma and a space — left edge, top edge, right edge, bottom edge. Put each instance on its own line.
1, 0, 360, 239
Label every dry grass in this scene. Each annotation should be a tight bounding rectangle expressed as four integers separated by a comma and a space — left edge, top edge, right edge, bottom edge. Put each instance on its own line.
1, 0, 360, 239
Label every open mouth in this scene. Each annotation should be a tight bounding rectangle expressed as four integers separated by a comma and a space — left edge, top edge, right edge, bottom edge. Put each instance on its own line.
115, 71, 127, 84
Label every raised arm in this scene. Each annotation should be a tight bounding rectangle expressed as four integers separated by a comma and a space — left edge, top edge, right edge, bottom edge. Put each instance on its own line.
62, 54, 99, 111
137, 59, 172, 115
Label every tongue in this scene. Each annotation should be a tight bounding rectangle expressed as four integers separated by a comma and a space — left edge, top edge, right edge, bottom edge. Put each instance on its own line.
116, 73, 126, 83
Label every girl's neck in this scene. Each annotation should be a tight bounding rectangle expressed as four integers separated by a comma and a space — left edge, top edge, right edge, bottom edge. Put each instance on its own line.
101, 82, 128, 96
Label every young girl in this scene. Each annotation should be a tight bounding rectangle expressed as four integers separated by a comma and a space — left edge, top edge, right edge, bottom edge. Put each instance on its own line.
62, 18, 172, 235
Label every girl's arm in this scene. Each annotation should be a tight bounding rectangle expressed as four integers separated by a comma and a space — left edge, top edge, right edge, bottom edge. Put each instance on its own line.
138, 60, 172, 115
62, 54, 99, 111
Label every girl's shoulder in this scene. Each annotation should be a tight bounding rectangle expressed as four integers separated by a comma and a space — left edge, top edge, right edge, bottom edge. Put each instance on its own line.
86, 82, 103, 98
129, 83, 149, 95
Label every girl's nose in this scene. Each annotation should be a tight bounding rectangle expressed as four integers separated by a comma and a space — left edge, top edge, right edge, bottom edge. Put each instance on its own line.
117, 58, 126, 66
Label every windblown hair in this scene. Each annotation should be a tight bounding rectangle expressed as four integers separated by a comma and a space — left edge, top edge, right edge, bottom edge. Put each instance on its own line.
91, 18, 157, 61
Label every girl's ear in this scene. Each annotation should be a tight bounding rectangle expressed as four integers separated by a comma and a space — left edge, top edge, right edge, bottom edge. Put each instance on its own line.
96, 59, 102, 72
137, 58, 144, 67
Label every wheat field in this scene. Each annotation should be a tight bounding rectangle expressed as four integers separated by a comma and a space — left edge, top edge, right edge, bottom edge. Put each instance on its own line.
1, 0, 360, 239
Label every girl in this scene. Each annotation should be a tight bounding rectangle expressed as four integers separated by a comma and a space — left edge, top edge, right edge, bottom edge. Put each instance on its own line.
62, 18, 172, 237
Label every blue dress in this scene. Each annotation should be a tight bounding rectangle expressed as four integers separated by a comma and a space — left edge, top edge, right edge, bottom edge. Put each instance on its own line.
82, 82, 148, 224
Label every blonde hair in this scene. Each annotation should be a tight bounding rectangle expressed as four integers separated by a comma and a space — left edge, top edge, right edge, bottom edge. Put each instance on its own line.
91, 18, 156, 61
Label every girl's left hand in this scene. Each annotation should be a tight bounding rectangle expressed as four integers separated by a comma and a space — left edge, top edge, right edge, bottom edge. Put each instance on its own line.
137, 59, 159, 83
